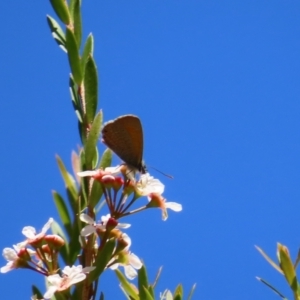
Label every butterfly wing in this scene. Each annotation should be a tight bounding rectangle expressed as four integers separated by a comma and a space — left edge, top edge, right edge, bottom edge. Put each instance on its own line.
102, 115, 144, 171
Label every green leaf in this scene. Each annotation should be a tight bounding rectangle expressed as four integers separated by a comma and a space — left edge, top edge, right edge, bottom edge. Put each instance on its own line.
99, 148, 112, 169
71, 0, 82, 47
255, 245, 283, 274
66, 28, 82, 85
152, 266, 163, 289
79, 150, 88, 207
72, 284, 82, 300
278, 243, 299, 292
56, 155, 78, 200
138, 265, 149, 300
46, 15, 66, 51
148, 285, 155, 299
56, 155, 78, 213
49, 0, 71, 25
187, 284, 196, 300
256, 277, 287, 299
51, 221, 69, 264
51, 220, 69, 264
84, 111, 102, 168
84, 56, 98, 124
69, 0, 76, 14
52, 191, 72, 236
115, 269, 139, 300
81, 34, 94, 75
141, 287, 154, 300
68, 224, 82, 265
54, 292, 67, 300
89, 179, 103, 209
71, 150, 81, 183
78, 120, 86, 145
31, 285, 43, 299
88, 239, 115, 282
69, 75, 83, 122
174, 284, 183, 298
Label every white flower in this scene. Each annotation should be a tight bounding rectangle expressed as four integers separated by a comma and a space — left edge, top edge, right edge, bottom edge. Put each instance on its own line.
22, 218, 53, 243
80, 213, 130, 237
147, 194, 182, 221
0, 247, 20, 273
136, 173, 164, 196
110, 252, 142, 280
44, 265, 95, 299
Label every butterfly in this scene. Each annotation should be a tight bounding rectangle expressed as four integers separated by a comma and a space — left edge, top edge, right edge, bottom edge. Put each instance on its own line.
101, 114, 147, 174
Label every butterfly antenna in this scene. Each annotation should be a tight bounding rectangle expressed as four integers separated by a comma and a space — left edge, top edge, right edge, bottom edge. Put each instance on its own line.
149, 166, 173, 179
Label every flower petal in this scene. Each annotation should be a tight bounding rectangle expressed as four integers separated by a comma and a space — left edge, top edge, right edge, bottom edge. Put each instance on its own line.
80, 213, 94, 225
80, 225, 96, 237
165, 202, 182, 212
124, 265, 138, 280
44, 285, 58, 299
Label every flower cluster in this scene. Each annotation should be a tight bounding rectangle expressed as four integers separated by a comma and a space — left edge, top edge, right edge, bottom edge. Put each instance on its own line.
78, 165, 182, 221
0, 218, 95, 299
1, 165, 182, 299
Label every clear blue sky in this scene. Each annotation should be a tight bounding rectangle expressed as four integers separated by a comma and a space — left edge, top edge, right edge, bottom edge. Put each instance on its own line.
0, 1, 300, 299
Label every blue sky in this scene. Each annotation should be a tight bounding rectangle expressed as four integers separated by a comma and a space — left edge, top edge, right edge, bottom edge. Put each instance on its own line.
1, 0, 300, 299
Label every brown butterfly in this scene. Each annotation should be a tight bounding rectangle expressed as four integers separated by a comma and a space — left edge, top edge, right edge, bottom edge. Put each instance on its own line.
101, 115, 147, 174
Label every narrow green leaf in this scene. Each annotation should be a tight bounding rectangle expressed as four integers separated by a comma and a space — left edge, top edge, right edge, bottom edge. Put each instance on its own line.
51, 220, 69, 264
89, 179, 103, 209
68, 225, 82, 265
138, 265, 149, 300
152, 266, 163, 289
69, 75, 83, 122
81, 34, 94, 75
115, 269, 139, 300
88, 239, 115, 282
52, 191, 72, 236
72, 284, 82, 300
173, 295, 181, 300
66, 28, 82, 85
84, 111, 102, 168
256, 277, 287, 299
255, 245, 283, 274
78, 120, 86, 145
79, 150, 88, 208
56, 155, 78, 203
49, 0, 71, 25
69, 0, 76, 15
187, 284, 196, 300
46, 15, 66, 51
71, 150, 81, 183
72, 0, 82, 47
99, 148, 112, 169
174, 284, 183, 297
148, 285, 155, 299
84, 56, 98, 124
54, 292, 67, 300
141, 287, 154, 300
278, 244, 298, 292
294, 248, 300, 270
32, 285, 43, 299
66, 187, 80, 217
